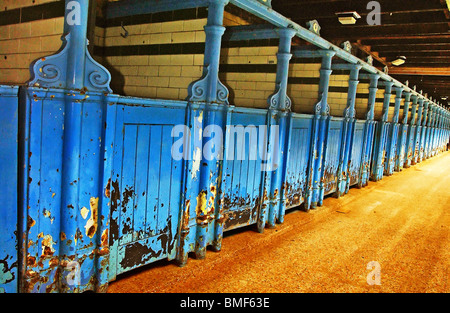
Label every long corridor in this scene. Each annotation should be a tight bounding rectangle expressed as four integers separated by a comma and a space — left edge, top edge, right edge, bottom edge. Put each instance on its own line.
108, 152, 450, 293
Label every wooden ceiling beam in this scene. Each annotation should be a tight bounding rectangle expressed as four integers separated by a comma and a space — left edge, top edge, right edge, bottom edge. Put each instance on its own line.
352, 41, 388, 66
399, 62, 450, 67
387, 74, 450, 81
273, 0, 445, 17
388, 67, 450, 76
375, 44, 450, 52
364, 38, 450, 46
405, 55, 450, 58
293, 11, 448, 28
320, 24, 449, 40
381, 51, 450, 57
361, 39, 450, 48
400, 58, 450, 62
346, 34, 450, 41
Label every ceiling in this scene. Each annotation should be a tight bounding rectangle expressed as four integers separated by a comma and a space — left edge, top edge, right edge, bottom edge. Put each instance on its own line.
272, 0, 450, 107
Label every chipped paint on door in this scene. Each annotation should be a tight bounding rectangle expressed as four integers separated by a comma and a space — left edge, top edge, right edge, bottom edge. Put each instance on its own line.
0, 86, 19, 293
322, 118, 344, 196
348, 120, 365, 186
284, 115, 313, 209
384, 122, 399, 176
221, 110, 266, 232
108, 102, 185, 278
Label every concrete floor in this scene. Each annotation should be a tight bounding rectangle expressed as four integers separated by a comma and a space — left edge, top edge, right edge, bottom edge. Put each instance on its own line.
108, 151, 450, 293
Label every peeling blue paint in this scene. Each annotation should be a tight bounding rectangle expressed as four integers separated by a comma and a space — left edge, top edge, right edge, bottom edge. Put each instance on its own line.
0, 0, 448, 294
0, 85, 19, 293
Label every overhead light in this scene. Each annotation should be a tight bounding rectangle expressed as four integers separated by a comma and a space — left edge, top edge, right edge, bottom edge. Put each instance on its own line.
336, 11, 361, 25
391, 56, 406, 66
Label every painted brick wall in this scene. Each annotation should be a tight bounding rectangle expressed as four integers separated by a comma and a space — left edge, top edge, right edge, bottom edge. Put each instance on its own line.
219, 42, 278, 109
0, 0, 65, 85
95, 6, 208, 100
287, 59, 321, 114
221, 7, 325, 113
374, 89, 389, 121
219, 6, 278, 109
372, 86, 414, 123
387, 97, 405, 122
327, 70, 350, 117
355, 80, 370, 120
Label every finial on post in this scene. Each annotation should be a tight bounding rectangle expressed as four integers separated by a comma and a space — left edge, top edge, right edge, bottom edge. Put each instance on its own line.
341, 41, 352, 53
306, 20, 321, 35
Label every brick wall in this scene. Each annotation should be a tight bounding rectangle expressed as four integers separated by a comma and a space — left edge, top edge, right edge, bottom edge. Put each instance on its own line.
372, 89, 384, 120
95, 6, 208, 100
355, 80, 370, 120
287, 59, 321, 114
219, 41, 278, 109
327, 70, 350, 117
0, 0, 65, 85
219, 6, 279, 109
220, 6, 324, 113
387, 97, 404, 122
386, 93, 396, 122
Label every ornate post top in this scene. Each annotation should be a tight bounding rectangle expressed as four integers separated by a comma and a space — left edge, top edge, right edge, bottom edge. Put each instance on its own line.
392, 86, 403, 123
343, 63, 361, 119
314, 50, 335, 116
422, 100, 431, 126
409, 94, 419, 125
276, 26, 298, 40
402, 91, 412, 124
28, 0, 112, 93
267, 26, 297, 112
369, 73, 381, 82
188, 0, 229, 105
383, 80, 395, 92
366, 74, 380, 121
381, 81, 395, 122
393, 85, 404, 95
317, 49, 336, 69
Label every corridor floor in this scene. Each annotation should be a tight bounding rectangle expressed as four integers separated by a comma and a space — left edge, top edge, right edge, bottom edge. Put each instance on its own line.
108, 152, 450, 293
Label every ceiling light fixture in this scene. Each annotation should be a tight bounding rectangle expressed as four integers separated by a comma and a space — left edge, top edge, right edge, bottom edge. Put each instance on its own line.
336, 11, 361, 25
391, 56, 406, 66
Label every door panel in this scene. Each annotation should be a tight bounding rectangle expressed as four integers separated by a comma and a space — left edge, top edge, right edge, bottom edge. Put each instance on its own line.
285, 117, 312, 208
222, 112, 266, 231
349, 121, 365, 186
111, 104, 185, 276
323, 119, 343, 196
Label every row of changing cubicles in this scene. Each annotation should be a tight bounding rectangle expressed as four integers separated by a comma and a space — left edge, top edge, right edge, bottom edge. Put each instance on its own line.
0, 0, 449, 293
